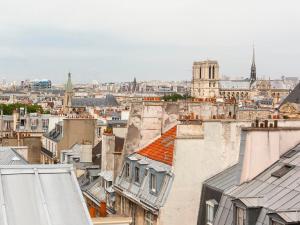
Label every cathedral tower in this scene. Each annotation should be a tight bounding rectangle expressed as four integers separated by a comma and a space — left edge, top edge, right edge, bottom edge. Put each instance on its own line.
192, 60, 220, 98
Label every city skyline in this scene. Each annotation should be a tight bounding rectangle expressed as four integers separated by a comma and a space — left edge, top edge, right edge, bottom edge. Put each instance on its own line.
0, 0, 300, 82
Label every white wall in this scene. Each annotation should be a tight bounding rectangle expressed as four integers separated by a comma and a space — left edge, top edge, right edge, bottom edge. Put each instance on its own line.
159, 120, 250, 225
240, 128, 300, 183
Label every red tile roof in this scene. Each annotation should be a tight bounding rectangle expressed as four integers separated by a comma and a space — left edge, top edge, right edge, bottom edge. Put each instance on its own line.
137, 126, 177, 166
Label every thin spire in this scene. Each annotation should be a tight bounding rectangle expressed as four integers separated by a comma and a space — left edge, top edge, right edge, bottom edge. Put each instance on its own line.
65, 72, 73, 93
252, 45, 256, 67
250, 45, 256, 85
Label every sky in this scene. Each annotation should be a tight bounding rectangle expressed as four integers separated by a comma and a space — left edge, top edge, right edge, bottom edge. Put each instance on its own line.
0, 0, 299, 83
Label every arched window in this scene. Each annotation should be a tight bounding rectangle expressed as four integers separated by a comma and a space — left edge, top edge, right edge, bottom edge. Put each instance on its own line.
212, 66, 215, 79
209, 66, 211, 79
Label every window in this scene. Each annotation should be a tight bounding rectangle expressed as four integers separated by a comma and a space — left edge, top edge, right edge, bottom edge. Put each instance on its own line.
134, 167, 140, 183
209, 66, 211, 79
206, 201, 215, 225
271, 164, 294, 178
199, 67, 202, 79
120, 196, 127, 215
145, 211, 154, 225
125, 163, 130, 178
150, 173, 156, 193
42, 119, 49, 130
236, 207, 246, 225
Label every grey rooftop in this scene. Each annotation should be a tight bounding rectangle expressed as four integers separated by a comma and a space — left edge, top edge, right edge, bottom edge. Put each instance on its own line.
0, 165, 93, 225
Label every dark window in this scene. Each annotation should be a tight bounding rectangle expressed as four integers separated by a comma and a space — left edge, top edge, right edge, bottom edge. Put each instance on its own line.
200, 67, 202, 79
209, 66, 211, 79
134, 167, 140, 183
271, 164, 294, 178
283, 150, 298, 158
125, 163, 130, 178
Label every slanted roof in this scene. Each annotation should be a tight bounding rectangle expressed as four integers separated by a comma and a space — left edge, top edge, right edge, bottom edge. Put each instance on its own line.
114, 154, 173, 213
274, 211, 300, 223
71, 95, 119, 107
280, 82, 300, 106
0, 147, 28, 165
84, 177, 106, 205
214, 143, 300, 225
137, 126, 177, 166
219, 80, 250, 90
204, 164, 240, 192
0, 165, 93, 225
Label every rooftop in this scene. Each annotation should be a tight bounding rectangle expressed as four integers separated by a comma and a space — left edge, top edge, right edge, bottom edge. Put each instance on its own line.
137, 126, 176, 166
0, 147, 28, 165
0, 165, 93, 225
214, 143, 300, 225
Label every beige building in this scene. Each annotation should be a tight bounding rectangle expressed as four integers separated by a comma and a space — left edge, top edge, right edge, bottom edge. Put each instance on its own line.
192, 60, 220, 98
41, 116, 96, 164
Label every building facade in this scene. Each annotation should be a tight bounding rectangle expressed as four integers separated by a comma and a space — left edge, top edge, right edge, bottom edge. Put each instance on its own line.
192, 51, 297, 102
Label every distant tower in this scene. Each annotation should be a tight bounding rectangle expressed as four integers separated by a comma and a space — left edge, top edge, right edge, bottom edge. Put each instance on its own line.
63, 72, 73, 114
192, 60, 220, 98
132, 77, 137, 93
250, 46, 256, 85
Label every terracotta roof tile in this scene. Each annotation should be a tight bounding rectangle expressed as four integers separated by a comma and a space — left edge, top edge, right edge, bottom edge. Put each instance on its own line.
137, 126, 177, 166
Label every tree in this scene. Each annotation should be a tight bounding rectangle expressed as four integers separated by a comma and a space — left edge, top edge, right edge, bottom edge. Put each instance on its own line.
0, 103, 44, 115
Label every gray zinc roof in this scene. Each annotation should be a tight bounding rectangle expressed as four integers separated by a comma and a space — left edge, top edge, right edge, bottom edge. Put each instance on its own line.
0, 165, 93, 225
71, 94, 119, 107
213, 143, 300, 225
280, 81, 300, 106
114, 153, 173, 214
204, 164, 240, 192
219, 80, 250, 90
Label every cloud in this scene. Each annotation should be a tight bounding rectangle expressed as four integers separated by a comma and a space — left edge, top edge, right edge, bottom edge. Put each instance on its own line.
0, 0, 299, 82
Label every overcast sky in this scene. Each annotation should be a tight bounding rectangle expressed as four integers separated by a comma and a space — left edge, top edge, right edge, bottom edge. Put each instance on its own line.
0, 0, 299, 83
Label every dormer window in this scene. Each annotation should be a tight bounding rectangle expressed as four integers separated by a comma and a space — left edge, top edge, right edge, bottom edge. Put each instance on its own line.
150, 173, 156, 193
236, 206, 246, 225
125, 162, 130, 178
206, 199, 218, 225
134, 166, 140, 184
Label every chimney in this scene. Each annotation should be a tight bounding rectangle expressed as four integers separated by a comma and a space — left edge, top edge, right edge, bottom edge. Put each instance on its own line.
99, 202, 107, 217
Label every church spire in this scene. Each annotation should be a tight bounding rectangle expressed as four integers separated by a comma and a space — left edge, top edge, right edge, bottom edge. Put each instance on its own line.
250, 46, 256, 84
65, 72, 73, 93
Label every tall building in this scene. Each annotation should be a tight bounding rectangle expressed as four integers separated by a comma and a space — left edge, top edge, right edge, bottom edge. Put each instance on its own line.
192, 60, 220, 98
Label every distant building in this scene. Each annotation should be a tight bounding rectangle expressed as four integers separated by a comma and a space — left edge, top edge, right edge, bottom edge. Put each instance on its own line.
41, 116, 96, 164
62, 73, 119, 114
279, 81, 300, 118
192, 49, 297, 103
30, 79, 52, 90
